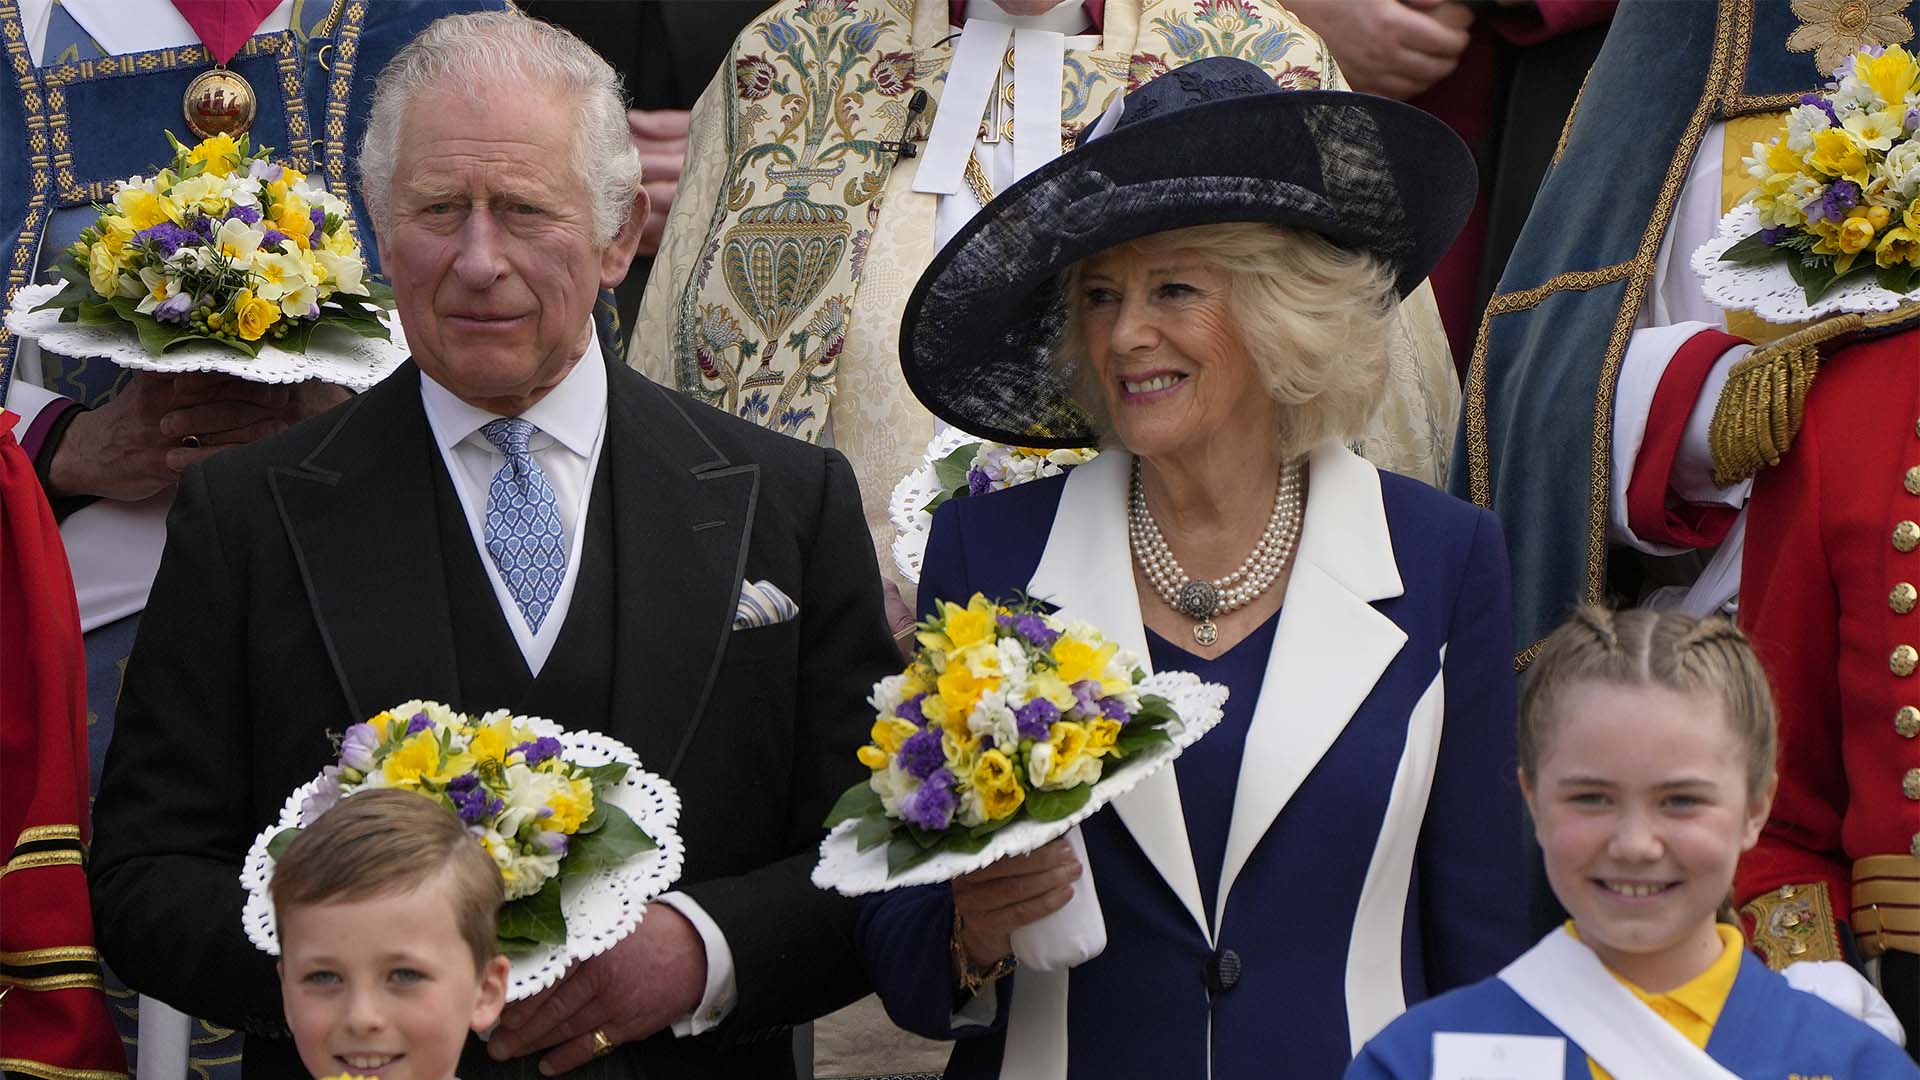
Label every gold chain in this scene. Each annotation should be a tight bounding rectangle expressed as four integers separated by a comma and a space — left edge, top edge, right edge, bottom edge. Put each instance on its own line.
963, 151, 995, 207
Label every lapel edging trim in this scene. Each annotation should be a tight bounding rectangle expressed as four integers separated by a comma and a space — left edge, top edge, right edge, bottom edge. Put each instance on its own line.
665, 462, 760, 779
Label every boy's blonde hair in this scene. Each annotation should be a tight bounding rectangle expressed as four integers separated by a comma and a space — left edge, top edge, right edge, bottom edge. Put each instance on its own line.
271, 788, 504, 970
1519, 606, 1778, 800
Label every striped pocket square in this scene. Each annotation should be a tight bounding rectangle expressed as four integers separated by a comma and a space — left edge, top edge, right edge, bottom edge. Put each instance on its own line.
733, 579, 799, 630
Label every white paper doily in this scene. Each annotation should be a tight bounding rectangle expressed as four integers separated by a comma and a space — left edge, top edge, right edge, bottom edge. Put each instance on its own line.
812, 670, 1229, 895
5, 282, 408, 391
1691, 203, 1920, 324
888, 428, 979, 585
239, 722, 685, 1002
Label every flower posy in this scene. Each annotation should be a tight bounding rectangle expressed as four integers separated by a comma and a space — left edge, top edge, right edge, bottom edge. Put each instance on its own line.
824, 594, 1184, 875
34, 131, 393, 357
925, 442, 1099, 513
273, 701, 655, 953
1726, 44, 1920, 301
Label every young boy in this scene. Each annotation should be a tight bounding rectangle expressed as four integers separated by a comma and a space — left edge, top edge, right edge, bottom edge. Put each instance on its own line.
273, 787, 511, 1080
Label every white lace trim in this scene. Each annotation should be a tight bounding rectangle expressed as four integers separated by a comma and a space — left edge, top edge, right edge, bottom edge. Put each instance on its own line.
888, 428, 981, 585
5, 282, 408, 391
1691, 203, 1920, 325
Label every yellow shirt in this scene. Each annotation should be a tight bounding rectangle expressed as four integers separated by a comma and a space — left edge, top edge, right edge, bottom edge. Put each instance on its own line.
1569, 922, 1746, 1080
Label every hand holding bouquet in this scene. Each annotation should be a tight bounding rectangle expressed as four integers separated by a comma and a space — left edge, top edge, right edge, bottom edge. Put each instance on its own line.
1724, 44, 1920, 302
818, 595, 1223, 884
33, 131, 392, 357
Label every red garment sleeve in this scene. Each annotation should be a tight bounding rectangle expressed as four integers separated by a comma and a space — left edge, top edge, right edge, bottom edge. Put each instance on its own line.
0, 410, 128, 1074
1624, 328, 1744, 549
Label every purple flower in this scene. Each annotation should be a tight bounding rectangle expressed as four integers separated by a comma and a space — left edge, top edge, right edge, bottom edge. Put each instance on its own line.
535, 830, 569, 855
447, 773, 503, 824
298, 766, 344, 826
225, 204, 261, 225
260, 229, 287, 249
1759, 226, 1790, 245
1009, 613, 1058, 647
153, 292, 195, 324
135, 221, 197, 258
1014, 697, 1059, 741
900, 777, 957, 831
967, 466, 991, 496
1908, 108, 1920, 133
512, 736, 564, 764
1799, 93, 1841, 127
189, 214, 216, 238
1816, 180, 1860, 224
1098, 696, 1130, 723
1070, 679, 1103, 715
248, 158, 284, 183
306, 302, 321, 321
310, 207, 326, 234
896, 693, 927, 727
897, 727, 946, 780
339, 722, 379, 771
405, 710, 434, 736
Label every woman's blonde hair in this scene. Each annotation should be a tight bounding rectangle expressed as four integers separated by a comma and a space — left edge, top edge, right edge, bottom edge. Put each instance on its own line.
1052, 222, 1398, 460
1519, 607, 1779, 800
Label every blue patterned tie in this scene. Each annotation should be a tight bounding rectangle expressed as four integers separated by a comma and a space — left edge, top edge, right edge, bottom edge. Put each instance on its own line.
480, 417, 567, 633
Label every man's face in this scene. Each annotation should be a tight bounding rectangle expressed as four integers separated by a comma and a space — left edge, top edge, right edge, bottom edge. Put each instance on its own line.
377, 85, 642, 414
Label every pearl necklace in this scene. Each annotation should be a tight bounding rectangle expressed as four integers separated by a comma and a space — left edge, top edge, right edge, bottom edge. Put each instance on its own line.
1127, 457, 1304, 647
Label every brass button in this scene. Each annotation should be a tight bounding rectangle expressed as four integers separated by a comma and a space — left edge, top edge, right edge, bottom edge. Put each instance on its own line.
1781, 911, 1802, 928
1896, 583, 1919, 614
1898, 521, 1920, 552
1907, 466, 1920, 495
1789, 939, 1809, 956
1908, 769, 1920, 799
1779, 884, 1797, 899
1895, 645, 1920, 677
1913, 833, 1920, 860
1899, 706, 1920, 738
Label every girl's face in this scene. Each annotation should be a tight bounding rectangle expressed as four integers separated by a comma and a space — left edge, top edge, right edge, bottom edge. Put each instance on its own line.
1521, 681, 1773, 993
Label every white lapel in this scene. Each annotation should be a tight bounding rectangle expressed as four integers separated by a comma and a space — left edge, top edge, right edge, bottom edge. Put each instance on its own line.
1214, 442, 1407, 928
1027, 448, 1212, 940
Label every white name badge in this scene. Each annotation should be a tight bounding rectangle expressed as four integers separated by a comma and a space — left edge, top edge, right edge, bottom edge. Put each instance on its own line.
1431, 1032, 1567, 1079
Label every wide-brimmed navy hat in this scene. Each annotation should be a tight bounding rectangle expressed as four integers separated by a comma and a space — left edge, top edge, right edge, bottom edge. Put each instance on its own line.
899, 56, 1477, 449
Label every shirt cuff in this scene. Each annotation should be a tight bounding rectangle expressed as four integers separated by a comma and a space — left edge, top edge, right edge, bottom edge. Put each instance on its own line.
655, 891, 737, 1036
950, 981, 999, 1029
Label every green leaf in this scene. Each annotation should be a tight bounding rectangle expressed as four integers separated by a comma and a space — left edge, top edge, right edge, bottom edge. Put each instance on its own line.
582, 761, 631, 790
824, 780, 883, 828
938, 831, 992, 855
1024, 783, 1092, 823
265, 827, 303, 860
1787, 252, 1840, 304
561, 803, 656, 877
886, 831, 940, 875
855, 812, 894, 853
496, 935, 546, 957
1718, 232, 1781, 265
361, 280, 396, 306
74, 300, 121, 326
1131, 694, 1179, 728
930, 443, 982, 497
1112, 723, 1173, 760
495, 878, 567, 947
1877, 262, 1920, 296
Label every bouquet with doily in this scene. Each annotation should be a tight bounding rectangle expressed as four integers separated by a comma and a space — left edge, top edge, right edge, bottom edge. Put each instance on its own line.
1719, 44, 1920, 303
889, 430, 1098, 583
814, 594, 1226, 890
241, 701, 685, 1000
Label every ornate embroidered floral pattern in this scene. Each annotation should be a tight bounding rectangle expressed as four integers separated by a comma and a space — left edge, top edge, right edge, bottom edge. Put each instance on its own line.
1787, 0, 1915, 75
1150, 0, 1300, 67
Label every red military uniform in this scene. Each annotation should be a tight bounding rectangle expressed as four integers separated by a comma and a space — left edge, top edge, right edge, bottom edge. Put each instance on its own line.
1733, 324, 1920, 972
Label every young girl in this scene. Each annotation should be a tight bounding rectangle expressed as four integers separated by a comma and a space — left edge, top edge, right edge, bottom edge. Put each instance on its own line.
1346, 607, 1915, 1079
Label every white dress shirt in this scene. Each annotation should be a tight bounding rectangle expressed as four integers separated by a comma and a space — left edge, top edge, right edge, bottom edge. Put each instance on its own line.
418, 329, 738, 1035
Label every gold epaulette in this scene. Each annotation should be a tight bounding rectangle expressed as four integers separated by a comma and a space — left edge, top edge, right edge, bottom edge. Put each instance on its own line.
1708, 301, 1920, 487
1740, 881, 1843, 969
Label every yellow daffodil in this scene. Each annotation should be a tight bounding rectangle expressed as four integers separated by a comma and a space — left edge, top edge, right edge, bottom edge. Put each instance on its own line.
268, 198, 315, 250
1843, 108, 1906, 153
1838, 212, 1878, 253
1052, 635, 1118, 687
939, 594, 998, 651
321, 222, 359, 257
466, 717, 515, 763
1878, 226, 1920, 267
97, 215, 135, 263
87, 241, 120, 298
1087, 716, 1122, 754
1027, 670, 1078, 711
857, 744, 890, 770
971, 748, 1024, 821
870, 716, 919, 755
380, 730, 443, 788
113, 187, 176, 230
1905, 199, 1920, 232
936, 662, 998, 724
186, 133, 243, 177
1857, 44, 1920, 112
544, 777, 594, 833
1808, 127, 1870, 183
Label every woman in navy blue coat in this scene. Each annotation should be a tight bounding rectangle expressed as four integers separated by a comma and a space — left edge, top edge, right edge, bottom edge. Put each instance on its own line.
859, 58, 1531, 1079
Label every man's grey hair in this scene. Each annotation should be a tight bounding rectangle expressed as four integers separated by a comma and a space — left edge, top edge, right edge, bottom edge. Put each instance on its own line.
357, 10, 644, 245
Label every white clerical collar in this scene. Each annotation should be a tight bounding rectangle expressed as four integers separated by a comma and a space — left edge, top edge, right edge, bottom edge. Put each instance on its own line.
39, 0, 293, 64
419, 325, 607, 461
959, 0, 1091, 33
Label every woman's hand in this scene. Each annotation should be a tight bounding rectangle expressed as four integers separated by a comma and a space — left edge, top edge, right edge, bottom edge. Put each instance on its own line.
951, 838, 1082, 968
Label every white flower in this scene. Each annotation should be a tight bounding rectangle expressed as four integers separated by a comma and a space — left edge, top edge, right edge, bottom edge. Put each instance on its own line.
314, 248, 368, 297
966, 690, 1020, 749
496, 763, 566, 838
218, 174, 262, 208
388, 699, 465, 731
168, 173, 227, 215
867, 672, 915, 718
996, 637, 1031, 702
214, 217, 261, 262
869, 759, 917, 817
253, 241, 320, 317
1026, 742, 1054, 788
1785, 105, 1832, 153
1887, 139, 1920, 198
1844, 108, 1904, 151
133, 266, 183, 315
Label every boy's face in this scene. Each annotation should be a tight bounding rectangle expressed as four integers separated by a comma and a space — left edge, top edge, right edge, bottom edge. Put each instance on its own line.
279, 878, 508, 1080
1521, 681, 1773, 993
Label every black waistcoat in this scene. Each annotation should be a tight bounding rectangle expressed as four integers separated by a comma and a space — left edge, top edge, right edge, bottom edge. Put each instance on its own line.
430, 440, 616, 729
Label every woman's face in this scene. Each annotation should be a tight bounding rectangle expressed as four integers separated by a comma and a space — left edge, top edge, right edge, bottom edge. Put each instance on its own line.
1074, 243, 1279, 464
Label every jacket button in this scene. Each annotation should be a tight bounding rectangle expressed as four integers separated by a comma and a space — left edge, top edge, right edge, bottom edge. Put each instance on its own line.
1896, 584, 1919, 615
1895, 645, 1919, 678
1899, 706, 1920, 738
1907, 467, 1920, 496
1897, 521, 1920, 553
1206, 947, 1242, 998
1905, 769, 1920, 801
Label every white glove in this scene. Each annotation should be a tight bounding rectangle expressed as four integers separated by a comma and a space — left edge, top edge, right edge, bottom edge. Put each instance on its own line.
1781, 959, 1907, 1047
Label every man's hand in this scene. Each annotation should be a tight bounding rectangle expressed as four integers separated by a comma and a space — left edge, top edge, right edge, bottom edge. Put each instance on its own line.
1286, 0, 1475, 101
47, 373, 349, 501
628, 108, 691, 258
951, 838, 1081, 968
487, 902, 708, 1074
